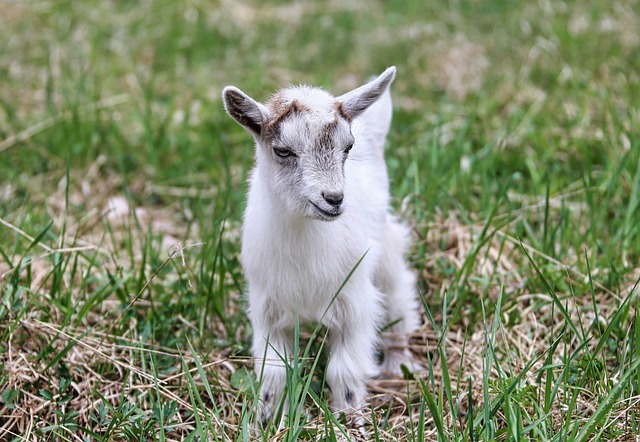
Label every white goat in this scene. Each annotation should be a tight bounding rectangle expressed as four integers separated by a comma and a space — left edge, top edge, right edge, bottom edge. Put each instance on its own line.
222, 67, 421, 419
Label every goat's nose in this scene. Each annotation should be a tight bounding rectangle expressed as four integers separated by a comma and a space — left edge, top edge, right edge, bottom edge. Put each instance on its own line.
322, 191, 344, 207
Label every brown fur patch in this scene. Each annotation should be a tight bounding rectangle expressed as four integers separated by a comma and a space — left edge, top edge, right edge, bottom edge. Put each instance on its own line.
272, 100, 305, 126
264, 99, 308, 143
317, 120, 339, 151
334, 102, 352, 122
266, 94, 286, 115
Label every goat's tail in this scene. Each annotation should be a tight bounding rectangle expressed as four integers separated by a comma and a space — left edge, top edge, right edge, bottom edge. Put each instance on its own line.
351, 83, 393, 154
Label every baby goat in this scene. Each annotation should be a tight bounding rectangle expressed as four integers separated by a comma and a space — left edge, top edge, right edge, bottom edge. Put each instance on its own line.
222, 67, 421, 420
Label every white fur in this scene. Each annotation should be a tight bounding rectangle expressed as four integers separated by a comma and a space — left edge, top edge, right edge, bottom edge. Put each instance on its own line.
222, 67, 421, 420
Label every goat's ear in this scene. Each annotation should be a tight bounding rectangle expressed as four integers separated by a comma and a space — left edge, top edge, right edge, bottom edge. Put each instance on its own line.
222, 86, 270, 136
336, 66, 396, 120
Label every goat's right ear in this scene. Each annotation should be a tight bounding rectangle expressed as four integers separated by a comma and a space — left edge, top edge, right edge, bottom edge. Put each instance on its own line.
222, 86, 270, 136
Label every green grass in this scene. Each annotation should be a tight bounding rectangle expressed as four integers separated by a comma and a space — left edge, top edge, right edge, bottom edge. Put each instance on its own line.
1, 0, 639, 440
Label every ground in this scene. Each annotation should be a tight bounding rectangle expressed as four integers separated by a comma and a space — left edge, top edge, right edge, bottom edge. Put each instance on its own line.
1, 0, 639, 440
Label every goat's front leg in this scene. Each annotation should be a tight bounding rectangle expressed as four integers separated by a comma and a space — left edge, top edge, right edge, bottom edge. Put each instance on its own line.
327, 301, 379, 416
251, 315, 292, 424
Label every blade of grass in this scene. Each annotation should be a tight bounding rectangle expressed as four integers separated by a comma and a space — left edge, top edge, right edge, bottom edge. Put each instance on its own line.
519, 240, 583, 340
574, 355, 640, 442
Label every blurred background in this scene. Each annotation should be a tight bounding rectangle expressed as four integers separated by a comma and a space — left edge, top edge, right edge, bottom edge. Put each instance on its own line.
2, 0, 638, 214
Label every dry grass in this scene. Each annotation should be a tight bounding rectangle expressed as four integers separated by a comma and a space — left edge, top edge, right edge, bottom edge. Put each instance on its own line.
2, 0, 639, 440
2, 166, 639, 439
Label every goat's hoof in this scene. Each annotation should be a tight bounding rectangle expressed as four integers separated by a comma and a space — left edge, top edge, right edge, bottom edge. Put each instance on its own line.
379, 350, 425, 378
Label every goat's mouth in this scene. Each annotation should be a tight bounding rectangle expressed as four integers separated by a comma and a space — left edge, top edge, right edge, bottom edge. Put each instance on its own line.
309, 201, 343, 220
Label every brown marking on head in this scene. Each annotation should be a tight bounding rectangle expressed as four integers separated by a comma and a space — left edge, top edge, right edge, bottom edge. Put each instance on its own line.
266, 94, 286, 116
334, 102, 352, 123
264, 99, 308, 143
317, 119, 339, 151
267, 97, 308, 123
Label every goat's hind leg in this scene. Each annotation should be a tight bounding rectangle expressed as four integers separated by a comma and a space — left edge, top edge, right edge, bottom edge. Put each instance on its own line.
376, 218, 423, 375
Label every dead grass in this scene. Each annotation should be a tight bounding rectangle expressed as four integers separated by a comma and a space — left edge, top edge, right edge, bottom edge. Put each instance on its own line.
1, 0, 639, 439
2, 163, 638, 439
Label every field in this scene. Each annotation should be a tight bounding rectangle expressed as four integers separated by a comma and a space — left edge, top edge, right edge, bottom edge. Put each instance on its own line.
1, 0, 639, 440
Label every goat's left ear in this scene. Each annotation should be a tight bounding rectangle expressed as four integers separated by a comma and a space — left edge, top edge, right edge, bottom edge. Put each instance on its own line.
222, 86, 270, 137
336, 66, 396, 120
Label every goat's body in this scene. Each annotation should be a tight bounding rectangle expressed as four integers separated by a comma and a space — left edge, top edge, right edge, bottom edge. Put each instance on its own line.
223, 67, 420, 420
244, 195, 383, 329
244, 168, 385, 327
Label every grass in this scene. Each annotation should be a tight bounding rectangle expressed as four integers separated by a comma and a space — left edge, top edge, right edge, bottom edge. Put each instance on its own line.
1, 0, 639, 440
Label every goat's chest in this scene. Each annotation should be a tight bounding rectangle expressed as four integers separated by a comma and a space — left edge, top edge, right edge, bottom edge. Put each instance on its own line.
242, 221, 377, 322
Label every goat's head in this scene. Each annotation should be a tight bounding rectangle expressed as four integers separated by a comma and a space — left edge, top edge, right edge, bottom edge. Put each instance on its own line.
222, 67, 395, 221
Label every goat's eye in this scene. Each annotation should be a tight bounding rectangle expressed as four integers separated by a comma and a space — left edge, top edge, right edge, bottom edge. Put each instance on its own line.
273, 147, 294, 158
344, 143, 354, 154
